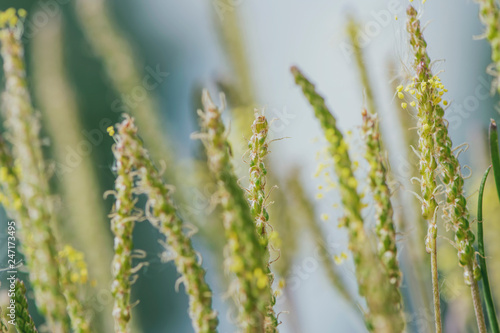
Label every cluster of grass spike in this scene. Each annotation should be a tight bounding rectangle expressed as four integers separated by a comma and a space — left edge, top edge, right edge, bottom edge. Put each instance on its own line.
291, 66, 405, 333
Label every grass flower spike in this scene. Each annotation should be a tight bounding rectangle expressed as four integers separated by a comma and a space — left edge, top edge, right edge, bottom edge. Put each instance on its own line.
195, 90, 277, 332
347, 18, 403, 307
361, 111, 402, 289
247, 111, 279, 332
291, 66, 404, 332
0, 9, 68, 332
112, 116, 219, 333
109, 121, 141, 333
406, 5, 486, 332
248, 112, 271, 243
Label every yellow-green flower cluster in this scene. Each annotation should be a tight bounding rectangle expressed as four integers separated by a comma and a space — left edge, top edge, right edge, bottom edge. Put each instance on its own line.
109, 120, 140, 333
196, 90, 276, 332
247, 112, 279, 332
58, 245, 91, 333
475, 0, 500, 93
406, 5, 479, 280
113, 116, 219, 333
14, 280, 38, 333
292, 66, 404, 333
0, 9, 69, 332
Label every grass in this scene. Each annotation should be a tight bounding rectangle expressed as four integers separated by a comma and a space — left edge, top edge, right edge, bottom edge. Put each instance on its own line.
0, 2, 499, 333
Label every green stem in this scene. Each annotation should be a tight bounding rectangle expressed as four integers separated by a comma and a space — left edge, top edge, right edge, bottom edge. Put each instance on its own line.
478, 166, 500, 333
489, 120, 500, 203
430, 235, 442, 333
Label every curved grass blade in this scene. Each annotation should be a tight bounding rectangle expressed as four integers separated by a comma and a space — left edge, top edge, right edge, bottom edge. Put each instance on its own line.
478, 166, 499, 333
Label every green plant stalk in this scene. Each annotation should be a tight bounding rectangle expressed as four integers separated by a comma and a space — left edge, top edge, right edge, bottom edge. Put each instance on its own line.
113, 116, 219, 333
291, 66, 404, 333
479, 167, 500, 332
247, 113, 278, 332
31, 16, 113, 332
489, 120, 500, 203
475, 0, 500, 94
14, 280, 38, 333
196, 90, 276, 332
109, 128, 140, 333
0, 12, 68, 332
406, 6, 485, 332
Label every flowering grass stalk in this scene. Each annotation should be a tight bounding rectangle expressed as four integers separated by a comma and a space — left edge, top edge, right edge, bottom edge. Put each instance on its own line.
401, 9, 443, 332
109, 121, 143, 333
347, 19, 404, 314
14, 280, 38, 333
291, 66, 404, 332
475, 0, 500, 93
195, 90, 276, 332
405, 5, 486, 332
247, 112, 279, 332
361, 111, 403, 290
0, 10, 68, 332
248, 113, 272, 244
58, 245, 91, 333
112, 115, 219, 333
